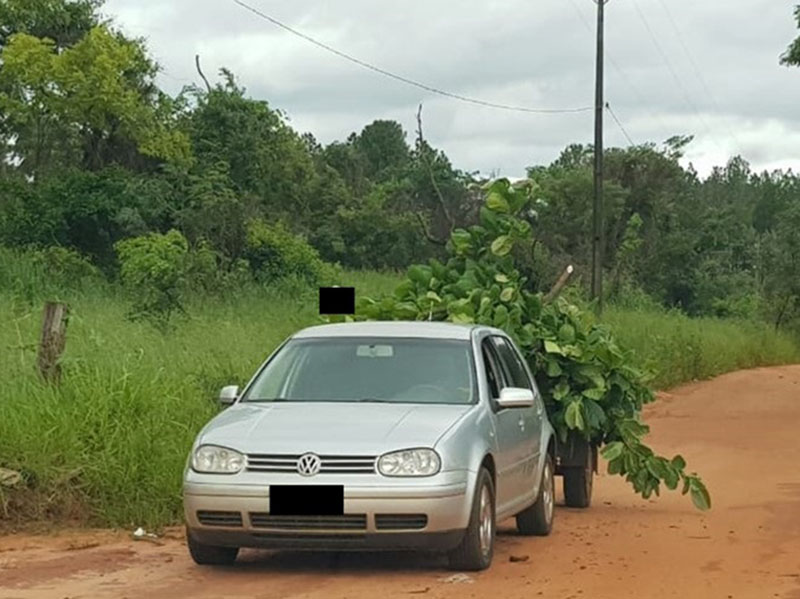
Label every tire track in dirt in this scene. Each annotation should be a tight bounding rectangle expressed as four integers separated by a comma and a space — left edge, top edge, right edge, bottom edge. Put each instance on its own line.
2, 365, 800, 599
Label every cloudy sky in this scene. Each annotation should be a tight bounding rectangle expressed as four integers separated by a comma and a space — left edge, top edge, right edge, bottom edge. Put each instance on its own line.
102, 0, 800, 178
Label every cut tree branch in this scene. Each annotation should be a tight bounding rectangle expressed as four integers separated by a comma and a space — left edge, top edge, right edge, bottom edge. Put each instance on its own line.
544, 265, 575, 304
415, 212, 447, 246
195, 54, 212, 93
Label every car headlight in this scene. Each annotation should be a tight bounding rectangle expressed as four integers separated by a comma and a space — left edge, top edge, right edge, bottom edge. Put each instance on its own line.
378, 448, 441, 477
192, 445, 244, 474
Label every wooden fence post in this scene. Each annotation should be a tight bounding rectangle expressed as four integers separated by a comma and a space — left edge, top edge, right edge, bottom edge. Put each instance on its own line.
37, 301, 69, 383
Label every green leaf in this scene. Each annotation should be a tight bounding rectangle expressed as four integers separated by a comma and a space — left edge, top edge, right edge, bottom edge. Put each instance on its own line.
552, 380, 571, 401
545, 357, 562, 377
601, 441, 624, 461
425, 291, 442, 303
394, 301, 419, 319
558, 323, 576, 343
494, 273, 509, 283
493, 304, 509, 328
577, 364, 606, 389
565, 401, 585, 431
393, 280, 415, 299
671, 455, 686, 471
450, 229, 472, 254
486, 191, 510, 213
490, 235, 513, 256
645, 457, 666, 480
450, 312, 474, 324
500, 287, 514, 302
582, 387, 605, 401
408, 264, 432, 285
582, 398, 607, 428
543, 340, 564, 355
689, 479, 711, 511
662, 464, 680, 490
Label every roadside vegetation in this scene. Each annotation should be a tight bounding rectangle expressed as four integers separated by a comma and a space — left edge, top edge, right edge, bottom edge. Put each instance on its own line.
1, 0, 800, 528
1, 245, 798, 528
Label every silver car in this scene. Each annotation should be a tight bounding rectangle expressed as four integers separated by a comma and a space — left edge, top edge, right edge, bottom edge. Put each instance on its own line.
183, 321, 556, 571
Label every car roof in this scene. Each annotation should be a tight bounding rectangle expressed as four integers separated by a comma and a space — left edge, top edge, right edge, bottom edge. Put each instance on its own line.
292, 320, 483, 341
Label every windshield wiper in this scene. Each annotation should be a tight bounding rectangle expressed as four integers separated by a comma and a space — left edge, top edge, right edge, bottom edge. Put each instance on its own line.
357, 398, 392, 403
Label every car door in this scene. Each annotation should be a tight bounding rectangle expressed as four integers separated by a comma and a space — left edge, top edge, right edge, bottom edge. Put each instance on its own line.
480, 339, 516, 513
490, 335, 542, 506
480, 337, 527, 515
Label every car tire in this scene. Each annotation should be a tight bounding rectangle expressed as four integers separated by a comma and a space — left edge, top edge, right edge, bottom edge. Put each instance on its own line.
563, 446, 593, 508
186, 527, 239, 566
515, 453, 555, 536
447, 467, 495, 571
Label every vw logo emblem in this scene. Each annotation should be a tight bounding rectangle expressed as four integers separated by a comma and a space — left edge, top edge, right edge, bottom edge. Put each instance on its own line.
297, 453, 322, 476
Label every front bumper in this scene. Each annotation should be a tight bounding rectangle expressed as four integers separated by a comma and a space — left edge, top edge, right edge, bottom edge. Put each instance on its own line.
183, 474, 471, 551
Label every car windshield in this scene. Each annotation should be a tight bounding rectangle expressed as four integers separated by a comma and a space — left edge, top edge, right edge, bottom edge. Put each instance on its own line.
242, 337, 476, 405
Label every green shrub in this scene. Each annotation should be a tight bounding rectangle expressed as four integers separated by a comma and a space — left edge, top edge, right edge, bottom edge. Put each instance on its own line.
244, 218, 337, 284
115, 230, 189, 324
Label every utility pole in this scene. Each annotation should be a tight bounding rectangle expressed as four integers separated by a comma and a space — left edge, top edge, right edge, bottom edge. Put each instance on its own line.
591, 0, 607, 314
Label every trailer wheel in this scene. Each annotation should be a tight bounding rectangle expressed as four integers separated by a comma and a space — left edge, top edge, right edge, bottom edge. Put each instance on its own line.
563, 445, 593, 508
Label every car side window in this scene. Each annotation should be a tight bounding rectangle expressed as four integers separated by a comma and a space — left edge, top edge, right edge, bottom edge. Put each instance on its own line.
481, 340, 505, 399
491, 336, 532, 390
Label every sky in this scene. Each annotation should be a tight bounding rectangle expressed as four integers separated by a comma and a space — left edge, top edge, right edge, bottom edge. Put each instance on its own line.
102, 0, 800, 179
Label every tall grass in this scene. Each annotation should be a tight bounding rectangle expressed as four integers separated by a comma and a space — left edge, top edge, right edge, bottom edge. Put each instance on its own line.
0, 258, 402, 528
1, 255, 798, 528
604, 305, 800, 389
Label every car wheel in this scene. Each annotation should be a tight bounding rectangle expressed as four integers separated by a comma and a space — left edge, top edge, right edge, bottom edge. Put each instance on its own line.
447, 467, 494, 571
186, 527, 239, 566
563, 445, 593, 508
515, 453, 555, 536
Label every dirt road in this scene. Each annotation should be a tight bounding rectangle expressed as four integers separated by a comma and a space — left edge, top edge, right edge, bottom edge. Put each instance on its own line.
2, 365, 799, 599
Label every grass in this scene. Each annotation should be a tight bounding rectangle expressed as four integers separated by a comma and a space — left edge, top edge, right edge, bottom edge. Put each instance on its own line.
0, 261, 402, 528
604, 305, 800, 389
1, 255, 798, 529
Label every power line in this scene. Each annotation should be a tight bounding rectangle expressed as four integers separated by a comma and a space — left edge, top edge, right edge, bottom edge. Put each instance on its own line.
566, 0, 669, 133
653, 0, 742, 149
230, 0, 593, 115
629, 0, 722, 150
606, 102, 635, 146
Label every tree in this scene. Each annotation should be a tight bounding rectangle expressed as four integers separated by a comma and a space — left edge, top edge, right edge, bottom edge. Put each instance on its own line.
187, 70, 316, 222
0, 0, 100, 51
0, 26, 190, 176
761, 204, 800, 330
0, 167, 177, 268
176, 163, 248, 262
781, 5, 800, 66
352, 120, 410, 181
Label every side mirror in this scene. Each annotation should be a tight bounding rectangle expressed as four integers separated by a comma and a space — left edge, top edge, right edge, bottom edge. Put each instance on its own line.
496, 387, 535, 409
218, 385, 240, 406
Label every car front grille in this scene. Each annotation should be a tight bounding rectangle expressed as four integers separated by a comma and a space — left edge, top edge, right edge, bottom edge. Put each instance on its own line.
249, 513, 368, 531
246, 454, 376, 474
374, 514, 428, 530
197, 510, 243, 527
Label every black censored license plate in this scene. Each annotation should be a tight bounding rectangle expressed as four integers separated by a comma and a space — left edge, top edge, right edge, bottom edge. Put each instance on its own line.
269, 485, 344, 516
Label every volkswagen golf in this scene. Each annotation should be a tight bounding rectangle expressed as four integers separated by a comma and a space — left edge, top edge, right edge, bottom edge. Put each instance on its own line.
183, 321, 556, 570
